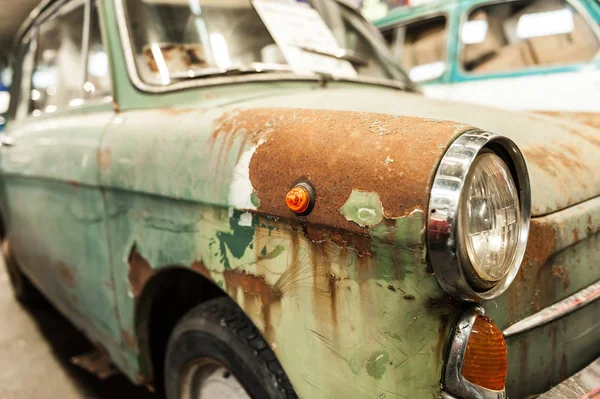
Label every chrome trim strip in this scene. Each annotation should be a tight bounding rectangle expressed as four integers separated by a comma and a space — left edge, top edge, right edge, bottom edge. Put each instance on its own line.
445, 307, 506, 399
112, 0, 407, 94
503, 279, 600, 338
427, 130, 531, 302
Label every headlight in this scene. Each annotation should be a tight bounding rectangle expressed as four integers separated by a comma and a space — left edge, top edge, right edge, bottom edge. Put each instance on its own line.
427, 131, 530, 302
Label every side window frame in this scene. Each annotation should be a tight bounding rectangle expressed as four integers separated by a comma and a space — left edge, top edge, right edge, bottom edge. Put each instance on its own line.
381, 9, 454, 85
30, 0, 88, 116
10, 0, 113, 123
456, 0, 600, 81
83, 0, 114, 104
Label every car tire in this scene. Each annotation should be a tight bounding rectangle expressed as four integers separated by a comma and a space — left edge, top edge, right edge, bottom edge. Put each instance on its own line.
2, 240, 42, 304
165, 296, 297, 399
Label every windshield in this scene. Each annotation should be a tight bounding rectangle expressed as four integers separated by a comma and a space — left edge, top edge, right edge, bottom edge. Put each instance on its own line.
122, 0, 411, 86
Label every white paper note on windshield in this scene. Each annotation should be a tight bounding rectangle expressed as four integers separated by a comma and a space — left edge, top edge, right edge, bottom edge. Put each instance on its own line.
252, 0, 358, 78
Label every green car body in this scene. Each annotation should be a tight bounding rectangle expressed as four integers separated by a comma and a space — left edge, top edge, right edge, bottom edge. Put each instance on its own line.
2, 0, 600, 398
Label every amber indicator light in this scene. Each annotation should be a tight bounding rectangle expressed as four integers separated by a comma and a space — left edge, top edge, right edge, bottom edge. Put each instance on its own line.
286, 185, 311, 214
461, 315, 508, 391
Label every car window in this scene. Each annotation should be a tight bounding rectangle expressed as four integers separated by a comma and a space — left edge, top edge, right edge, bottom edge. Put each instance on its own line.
85, 2, 112, 101
461, 0, 600, 74
382, 16, 447, 82
123, 0, 410, 85
30, 2, 85, 115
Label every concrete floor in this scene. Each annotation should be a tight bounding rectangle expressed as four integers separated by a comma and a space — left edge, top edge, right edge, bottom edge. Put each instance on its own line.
0, 265, 162, 399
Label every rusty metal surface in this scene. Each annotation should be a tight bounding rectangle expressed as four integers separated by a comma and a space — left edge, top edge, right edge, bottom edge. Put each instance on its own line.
487, 196, 600, 329
3, 4, 600, 395
98, 106, 471, 397
503, 279, 600, 337
538, 356, 600, 399
215, 87, 600, 218
485, 196, 600, 398
71, 350, 118, 380
535, 111, 600, 131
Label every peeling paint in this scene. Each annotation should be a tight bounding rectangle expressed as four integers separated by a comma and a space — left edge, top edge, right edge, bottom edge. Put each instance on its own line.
523, 220, 556, 266
238, 212, 253, 227
339, 190, 384, 227
229, 139, 264, 210
127, 245, 154, 297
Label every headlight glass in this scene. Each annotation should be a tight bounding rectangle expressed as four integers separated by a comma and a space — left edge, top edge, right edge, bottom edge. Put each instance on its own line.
459, 152, 521, 285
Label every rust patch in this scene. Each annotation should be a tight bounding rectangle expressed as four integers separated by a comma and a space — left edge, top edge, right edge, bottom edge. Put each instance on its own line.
329, 229, 372, 256
305, 225, 327, 242
58, 262, 76, 288
71, 350, 117, 380
213, 108, 474, 233
97, 148, 111, 170
223, 269, 283, 340
65, 179, 80, 187
563, 269, 571, 291
523, 220, 556, 265
535, 111, 600, 132
328, 273, 339, 329
552, 264, 570, 292
122, 329, 138, 353
304, 223, 372, 256
190, 260, 213, 281
128, 245, 154, 297
523, 145, 585, 175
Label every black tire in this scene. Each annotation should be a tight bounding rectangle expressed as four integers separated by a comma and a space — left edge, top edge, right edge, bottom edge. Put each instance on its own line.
165, 296, 297, 399
2, 240, 42, 304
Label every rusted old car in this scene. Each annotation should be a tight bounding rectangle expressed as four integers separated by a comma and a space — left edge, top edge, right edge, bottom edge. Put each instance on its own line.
2, 0, 600, 398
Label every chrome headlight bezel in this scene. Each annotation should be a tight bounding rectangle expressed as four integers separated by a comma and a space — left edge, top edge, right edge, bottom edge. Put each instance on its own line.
427, 131, 531, 302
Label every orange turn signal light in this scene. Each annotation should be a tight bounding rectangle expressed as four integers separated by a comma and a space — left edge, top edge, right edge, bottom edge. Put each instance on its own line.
286, 184, 312, 214
462, 315, 508, 391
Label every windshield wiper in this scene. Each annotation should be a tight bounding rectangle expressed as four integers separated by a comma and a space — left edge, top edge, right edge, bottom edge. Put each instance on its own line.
169, 63, 293, 80
299, 46, 369, 67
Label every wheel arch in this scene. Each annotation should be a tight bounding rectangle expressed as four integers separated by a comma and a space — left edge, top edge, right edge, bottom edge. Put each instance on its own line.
135, 266, 225, 390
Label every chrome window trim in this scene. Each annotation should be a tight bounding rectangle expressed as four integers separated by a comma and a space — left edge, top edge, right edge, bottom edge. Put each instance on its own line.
22, 0, 113, 120
457, 0, 600, 77
427, 130, 531, 302
445, 307, 506, 399
503, 278, 600, 337
112, 0, 408, 94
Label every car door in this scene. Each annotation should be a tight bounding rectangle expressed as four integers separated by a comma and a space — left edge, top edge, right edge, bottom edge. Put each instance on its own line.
0, 0, 122, 354
447, 0, 600, 112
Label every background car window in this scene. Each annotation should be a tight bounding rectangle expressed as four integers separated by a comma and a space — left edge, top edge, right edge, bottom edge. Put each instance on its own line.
85, 2, 112, 101
382, 16, 447, 82
30, 3, 85, 115
461, 0, 600, 74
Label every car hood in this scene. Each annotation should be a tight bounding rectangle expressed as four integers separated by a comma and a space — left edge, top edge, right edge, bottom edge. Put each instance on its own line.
230, 85, 600, 217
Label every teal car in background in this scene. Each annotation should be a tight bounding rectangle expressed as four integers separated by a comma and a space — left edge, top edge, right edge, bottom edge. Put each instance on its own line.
375, 0, 600, 115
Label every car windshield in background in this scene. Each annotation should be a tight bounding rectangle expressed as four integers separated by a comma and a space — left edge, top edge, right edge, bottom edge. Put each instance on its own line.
122, 0, 410, 86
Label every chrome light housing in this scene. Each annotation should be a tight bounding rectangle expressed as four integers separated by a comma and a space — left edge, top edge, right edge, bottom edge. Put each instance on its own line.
427, 131, 530, 302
